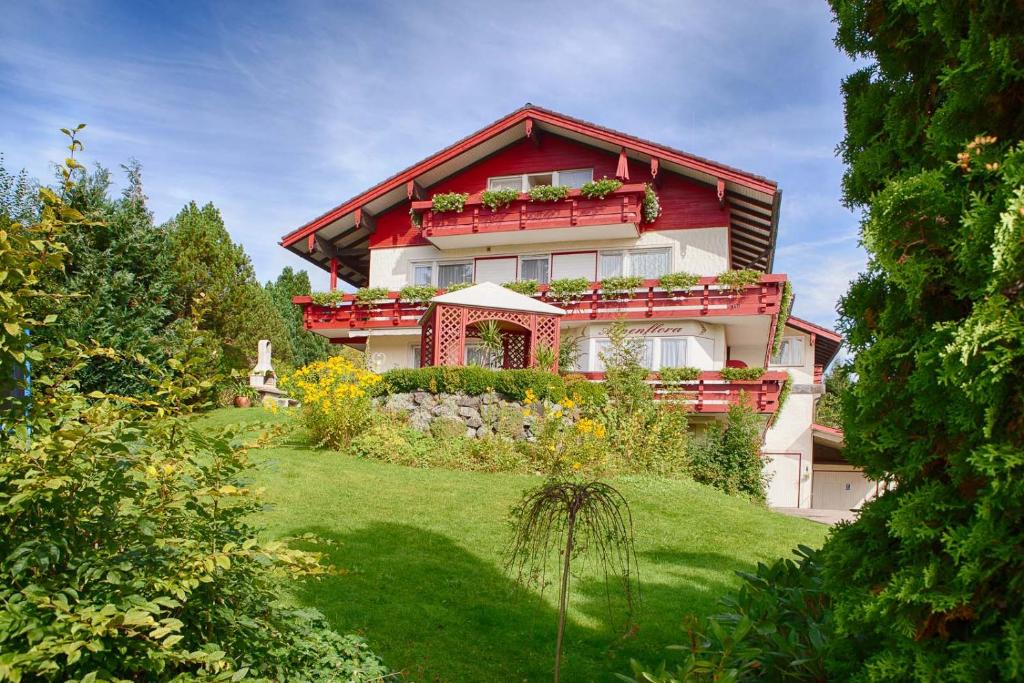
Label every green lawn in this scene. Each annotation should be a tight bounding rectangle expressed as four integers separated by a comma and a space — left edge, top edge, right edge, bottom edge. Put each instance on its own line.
202, 408, 828, 682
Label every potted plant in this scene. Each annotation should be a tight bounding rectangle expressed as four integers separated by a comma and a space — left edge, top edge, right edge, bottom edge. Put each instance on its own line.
234, 382, 259, 408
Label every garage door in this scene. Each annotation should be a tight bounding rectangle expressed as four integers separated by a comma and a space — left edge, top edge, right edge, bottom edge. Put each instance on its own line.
812, 470, 874, 510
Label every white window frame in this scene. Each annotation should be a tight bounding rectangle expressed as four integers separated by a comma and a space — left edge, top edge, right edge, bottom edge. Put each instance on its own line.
518, 254, 551, 284
770, 336, 806, 367
487, 168, 594, 192
598, 247, 672, 279
409, 258, 474, 288
410, 344, 422, 368
587, 335, 698, 373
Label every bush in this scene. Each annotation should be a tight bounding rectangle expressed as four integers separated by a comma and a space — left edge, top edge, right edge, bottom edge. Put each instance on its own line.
689, 401, 767, 500
659, 271, 701, 292
642, 182, 662, 222
350, 420, 432, 466
311, 290, 347, 306
503, 279, 539, 296
480, 188, 519, 210
600, 275, 644, 298
443, 281, 472, 292
716, 269, 763, 292
430, 192, 469, 213
399, 283, 438, 303
659, 366, 702, 383
375, 366, 607, 406
622, 545, 830, 682
580, 177, 622, 199
353, 286, 389, 305
282, 356, 382, 448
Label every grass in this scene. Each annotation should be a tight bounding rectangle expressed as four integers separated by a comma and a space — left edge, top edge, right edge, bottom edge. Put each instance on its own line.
202, 407, 828, 682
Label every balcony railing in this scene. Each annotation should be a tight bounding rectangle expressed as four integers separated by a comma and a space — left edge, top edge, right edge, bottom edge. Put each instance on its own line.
578, 370, 790, 414
410, 184, 647, 244
293, 275, 786, 332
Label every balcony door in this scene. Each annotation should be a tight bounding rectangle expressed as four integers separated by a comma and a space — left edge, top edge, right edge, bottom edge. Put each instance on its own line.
474, 256, 517, 284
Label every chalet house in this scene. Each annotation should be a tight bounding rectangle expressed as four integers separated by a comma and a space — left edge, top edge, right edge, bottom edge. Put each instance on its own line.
281, 105, 877, 511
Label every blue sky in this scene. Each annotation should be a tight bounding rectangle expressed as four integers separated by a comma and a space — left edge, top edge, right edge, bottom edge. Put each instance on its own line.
0, 0, 864, 328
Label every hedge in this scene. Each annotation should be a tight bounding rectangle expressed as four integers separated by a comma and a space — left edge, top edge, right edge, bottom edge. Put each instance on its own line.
374, 366, 607, 406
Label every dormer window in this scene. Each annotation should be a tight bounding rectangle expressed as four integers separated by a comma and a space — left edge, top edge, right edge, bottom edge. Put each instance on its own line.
487, 168, 593, 192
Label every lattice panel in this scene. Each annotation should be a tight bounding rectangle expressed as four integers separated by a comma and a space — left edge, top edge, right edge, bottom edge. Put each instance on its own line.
420, 314, 435, 367
437, 305, 466, 366
466, 308, 532, 329
502, 332, 528, 369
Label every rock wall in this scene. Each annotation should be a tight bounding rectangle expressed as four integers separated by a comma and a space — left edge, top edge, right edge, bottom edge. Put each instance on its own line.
376, 391, 533, 439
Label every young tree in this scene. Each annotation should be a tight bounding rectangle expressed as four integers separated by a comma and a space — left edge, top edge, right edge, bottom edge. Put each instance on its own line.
819, 2, 1024, 679
266, 266, 331, 368
164, 201, 293, 369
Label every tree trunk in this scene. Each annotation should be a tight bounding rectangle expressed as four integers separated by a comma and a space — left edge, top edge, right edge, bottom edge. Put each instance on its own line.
554, 506, 576, 683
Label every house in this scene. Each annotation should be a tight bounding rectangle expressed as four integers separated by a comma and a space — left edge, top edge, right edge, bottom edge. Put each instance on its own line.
281, 105, 877, 511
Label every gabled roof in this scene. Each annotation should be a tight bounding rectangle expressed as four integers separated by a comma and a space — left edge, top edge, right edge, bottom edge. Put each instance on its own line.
787, 316, 843, 368
419, 282, 565, 323
281, 105, 783, 286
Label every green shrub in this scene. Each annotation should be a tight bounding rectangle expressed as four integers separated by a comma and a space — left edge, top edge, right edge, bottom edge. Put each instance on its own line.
719, 366, 766, 381
600, 275, 644, 298
688, 401, 767, 500
311, 290, 347, 306
527, 184, 570, 202
399, 283, 438, 304
443, 281, 473, 292
431, 415, 468, 440
503, 279, 539, 296
376, 366, 607, 406
659, 366, 701, 383
716, 269, 763, 292
430, 192, 469, 213
480, 188, 519, 211
547, 277, 591, 302
659, 271, 701, 292
350, 421, 432, 466
622, 545, 830, 682
580, 177, 622, 199
353, 286, 390, 305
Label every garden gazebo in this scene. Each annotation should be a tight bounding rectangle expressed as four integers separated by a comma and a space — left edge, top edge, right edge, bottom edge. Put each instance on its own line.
418, 282, 564, 370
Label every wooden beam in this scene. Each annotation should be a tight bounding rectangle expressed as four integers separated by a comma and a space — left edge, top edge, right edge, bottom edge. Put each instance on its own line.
524, 117, 541, 147
406, 180, 426, 201
716, 179, 726, 208
650, 157, 663, 188
354, 206, 376, 234
329, 258, 338, 291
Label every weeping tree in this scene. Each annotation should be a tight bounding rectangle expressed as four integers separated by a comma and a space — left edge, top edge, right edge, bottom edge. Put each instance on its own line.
506, 480, 639, 682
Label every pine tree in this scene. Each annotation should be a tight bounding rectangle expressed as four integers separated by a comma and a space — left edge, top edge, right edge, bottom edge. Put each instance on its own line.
265, 267, 330, 369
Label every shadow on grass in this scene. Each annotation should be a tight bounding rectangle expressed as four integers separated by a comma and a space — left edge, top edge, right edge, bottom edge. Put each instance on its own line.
285, 524, 758, 682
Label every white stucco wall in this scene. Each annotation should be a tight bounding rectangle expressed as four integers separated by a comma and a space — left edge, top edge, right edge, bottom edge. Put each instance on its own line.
365, 333, 421, 372
367, 228, 730, 290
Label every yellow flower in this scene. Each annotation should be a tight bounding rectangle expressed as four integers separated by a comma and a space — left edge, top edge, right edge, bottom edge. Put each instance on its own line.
522, 409, 532, 418
560, 398, 575, 409
572, 461, 582, 471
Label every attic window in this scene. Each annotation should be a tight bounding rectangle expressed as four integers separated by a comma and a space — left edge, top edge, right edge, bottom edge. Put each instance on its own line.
487, 168, 593, 192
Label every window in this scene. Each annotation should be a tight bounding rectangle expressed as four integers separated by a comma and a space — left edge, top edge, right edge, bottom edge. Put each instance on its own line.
411, 344, 422, 368
487, 168, 594, 192
411, 259, 472, 288
659, 339, 687, 368
413, 264, 433, 286
520, 256, 550, 284
593, 337, 654, 372
771, 337, 805, 366
599, 248, 671, 279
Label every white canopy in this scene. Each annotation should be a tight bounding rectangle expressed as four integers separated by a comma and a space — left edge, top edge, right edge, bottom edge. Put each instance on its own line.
421, 281, 565, 321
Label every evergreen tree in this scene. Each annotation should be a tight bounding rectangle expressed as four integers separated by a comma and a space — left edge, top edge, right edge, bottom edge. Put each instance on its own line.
266, 266, 331, 369
50, 161, 176, 396
163, 201, 293, 369
819, 2, 1024, 679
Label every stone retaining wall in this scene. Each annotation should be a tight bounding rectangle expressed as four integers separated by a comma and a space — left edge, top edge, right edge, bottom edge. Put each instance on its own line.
377, 391, 533, 439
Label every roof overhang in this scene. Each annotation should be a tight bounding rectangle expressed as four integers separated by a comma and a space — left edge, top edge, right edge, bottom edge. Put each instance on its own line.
787, 316, 843, 368
281, 105, 782, 285
812, 423, 845, 448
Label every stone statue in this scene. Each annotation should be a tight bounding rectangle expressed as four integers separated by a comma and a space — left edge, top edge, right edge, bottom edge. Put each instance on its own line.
251, 340, 276, 388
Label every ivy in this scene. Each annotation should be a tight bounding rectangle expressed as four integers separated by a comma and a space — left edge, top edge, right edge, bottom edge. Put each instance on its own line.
719, 366, 766, 381
480, 188, 519, 211
398, 284, 438, 304
716, 269, 763, 292
503, 279, 539, 296
528, 184, 570, 202
771, 280, 794, 357
659, 366, 702, 383
642, 183, 662, 222
431, 192, 469, 213
659, 271, 701, 292
409, 206, 422, 227
772, 373, 792, 423
353, 286, 389, 305
580, 178, 623, 199
547, 277, 591, 303
600, 275, 644, 298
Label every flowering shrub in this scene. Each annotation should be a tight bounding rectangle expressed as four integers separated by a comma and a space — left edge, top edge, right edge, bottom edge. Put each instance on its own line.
431, 192, 469, 213
282, 356, 382, 448
642, 183, 662, 222
481, 188, 520, 210
528, 184, 570, 202
522, 392, 610, 476
580, 177, 623, 199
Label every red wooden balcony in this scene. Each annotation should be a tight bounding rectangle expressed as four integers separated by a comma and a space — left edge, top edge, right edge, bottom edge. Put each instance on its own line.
578, 370, 790, 415
410, 184, 647, 248
293, 274, 786, 333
